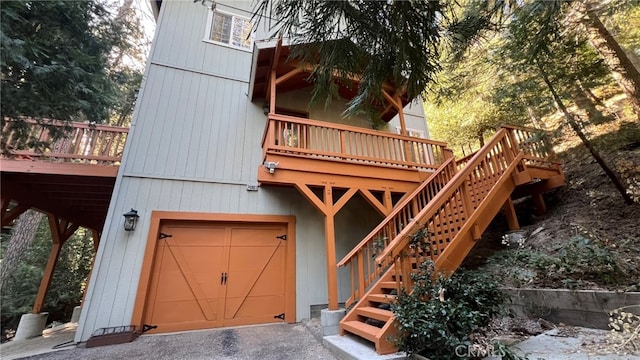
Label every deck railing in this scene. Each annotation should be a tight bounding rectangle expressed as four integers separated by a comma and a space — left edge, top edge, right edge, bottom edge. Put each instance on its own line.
2, 118, 129, 165
262, 113, 449, 171
502, 125, 556, 169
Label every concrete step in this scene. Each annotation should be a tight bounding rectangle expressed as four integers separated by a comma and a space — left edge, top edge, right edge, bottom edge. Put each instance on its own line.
341, 321, 380, 343
356, 307, 393, 322
324, 334, 405, 360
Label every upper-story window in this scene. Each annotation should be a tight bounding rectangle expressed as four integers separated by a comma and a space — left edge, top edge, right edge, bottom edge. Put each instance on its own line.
206, 10, 253, 50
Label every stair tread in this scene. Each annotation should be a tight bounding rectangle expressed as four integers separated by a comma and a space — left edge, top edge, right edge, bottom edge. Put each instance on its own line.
379, 281, 401, 289
356, 306, 393, 322
368, 293, 397, 303
341, 320, 381, 342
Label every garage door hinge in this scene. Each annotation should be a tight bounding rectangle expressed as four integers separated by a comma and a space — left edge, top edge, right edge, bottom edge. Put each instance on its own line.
274, 313, 285, 320
276, 234, 287, 241
159, 233, 172, 239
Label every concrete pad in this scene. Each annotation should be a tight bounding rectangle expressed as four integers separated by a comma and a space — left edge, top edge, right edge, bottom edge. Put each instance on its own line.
13, 313, 48, 341
324, 334, 405, 360
1, 324, 76, 360
487, 327, 640, 360
1, 323, 338, 360
70, 306, 82, 323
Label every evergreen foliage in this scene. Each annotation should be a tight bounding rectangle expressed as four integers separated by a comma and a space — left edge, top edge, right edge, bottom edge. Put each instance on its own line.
0, 0, 144, 152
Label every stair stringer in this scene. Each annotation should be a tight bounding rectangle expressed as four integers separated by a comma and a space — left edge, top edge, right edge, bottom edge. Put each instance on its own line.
433, 151, 523, 273
340, 151, 526, 355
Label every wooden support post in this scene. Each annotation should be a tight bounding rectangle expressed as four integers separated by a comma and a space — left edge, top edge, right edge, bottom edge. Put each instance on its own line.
91, 229, 101, 253
33, 242, 62, 314
32, 215, 79, 314
383, 190, 393, 215
1, 200, 29, 228
323, 186, 339, 310
269, 68, 277, 112
532, 193, 547, 216
394, 95, 408, 137
503, 197, 520, 230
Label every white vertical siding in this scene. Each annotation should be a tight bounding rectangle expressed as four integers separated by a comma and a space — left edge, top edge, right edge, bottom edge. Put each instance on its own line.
76, 0, 432, 343
152, 0, 254, 81
388, 98, 431, 138
77, 176, 356, 341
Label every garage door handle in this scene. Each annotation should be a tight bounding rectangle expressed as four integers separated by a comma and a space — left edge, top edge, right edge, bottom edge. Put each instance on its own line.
221, 272, 228, 285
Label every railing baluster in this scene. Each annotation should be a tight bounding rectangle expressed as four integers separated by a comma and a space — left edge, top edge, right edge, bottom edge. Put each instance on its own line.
3, 118, 128, 164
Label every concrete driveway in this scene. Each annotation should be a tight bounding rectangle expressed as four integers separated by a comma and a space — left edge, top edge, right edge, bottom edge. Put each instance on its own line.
3, 322, 338, 360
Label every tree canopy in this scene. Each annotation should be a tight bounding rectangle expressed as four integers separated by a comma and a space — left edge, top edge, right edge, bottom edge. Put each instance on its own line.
1, 0, 145, 152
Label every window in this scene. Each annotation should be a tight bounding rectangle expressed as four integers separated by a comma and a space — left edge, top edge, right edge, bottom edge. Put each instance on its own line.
207, 11, 253, 50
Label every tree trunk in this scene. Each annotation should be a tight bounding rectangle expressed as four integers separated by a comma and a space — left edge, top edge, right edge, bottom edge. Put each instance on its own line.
536, 60, 634, 205
579, 3, 640, 120
110, 0, 135, 70
0, 210, 44, 291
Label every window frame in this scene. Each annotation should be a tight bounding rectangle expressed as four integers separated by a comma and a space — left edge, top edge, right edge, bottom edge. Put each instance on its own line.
203, 9, 254, 52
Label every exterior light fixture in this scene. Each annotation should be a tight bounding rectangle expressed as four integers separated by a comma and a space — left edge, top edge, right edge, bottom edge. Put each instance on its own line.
122, 209, 139, 231
264, 161, 279, 174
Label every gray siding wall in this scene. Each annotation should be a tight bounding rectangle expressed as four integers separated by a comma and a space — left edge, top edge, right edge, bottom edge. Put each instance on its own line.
76, 0, 427, 342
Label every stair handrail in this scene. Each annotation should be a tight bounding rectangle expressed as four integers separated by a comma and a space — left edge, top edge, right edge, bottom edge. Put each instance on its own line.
336, 154, 457, 307
374, 128, 518, 266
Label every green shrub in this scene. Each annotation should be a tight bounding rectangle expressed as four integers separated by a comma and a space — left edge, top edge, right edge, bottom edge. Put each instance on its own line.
391, 261, 506, 359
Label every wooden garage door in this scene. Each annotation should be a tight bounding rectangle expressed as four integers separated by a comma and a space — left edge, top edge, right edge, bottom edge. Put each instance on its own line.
143, 222, 288, 333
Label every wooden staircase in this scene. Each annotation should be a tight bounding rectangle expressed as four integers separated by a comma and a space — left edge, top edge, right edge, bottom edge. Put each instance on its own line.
336, 126, 565, 354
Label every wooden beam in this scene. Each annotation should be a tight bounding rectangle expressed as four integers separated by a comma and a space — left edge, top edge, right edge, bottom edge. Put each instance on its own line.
32, 242, 62, 313
323, 186, 339, 310
295, 183, 327, 215
33, 215, 79, 313
333, 188, 358, 214
359, 189, 388, 216
382, 89, 400, 109
1, 201, 29, 227
275, 68, 303, 87
269, 68, 277, 112
265, 37, 282, 109
395, 95, 408, 137
0, 159, 119, 177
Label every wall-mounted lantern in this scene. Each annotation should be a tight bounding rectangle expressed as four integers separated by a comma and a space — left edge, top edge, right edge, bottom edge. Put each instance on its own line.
122, 209, 139, 232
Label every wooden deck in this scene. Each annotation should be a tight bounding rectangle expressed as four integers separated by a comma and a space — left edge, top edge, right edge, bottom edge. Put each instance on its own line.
259, 113, 451, 191
1, 119, 128, 230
